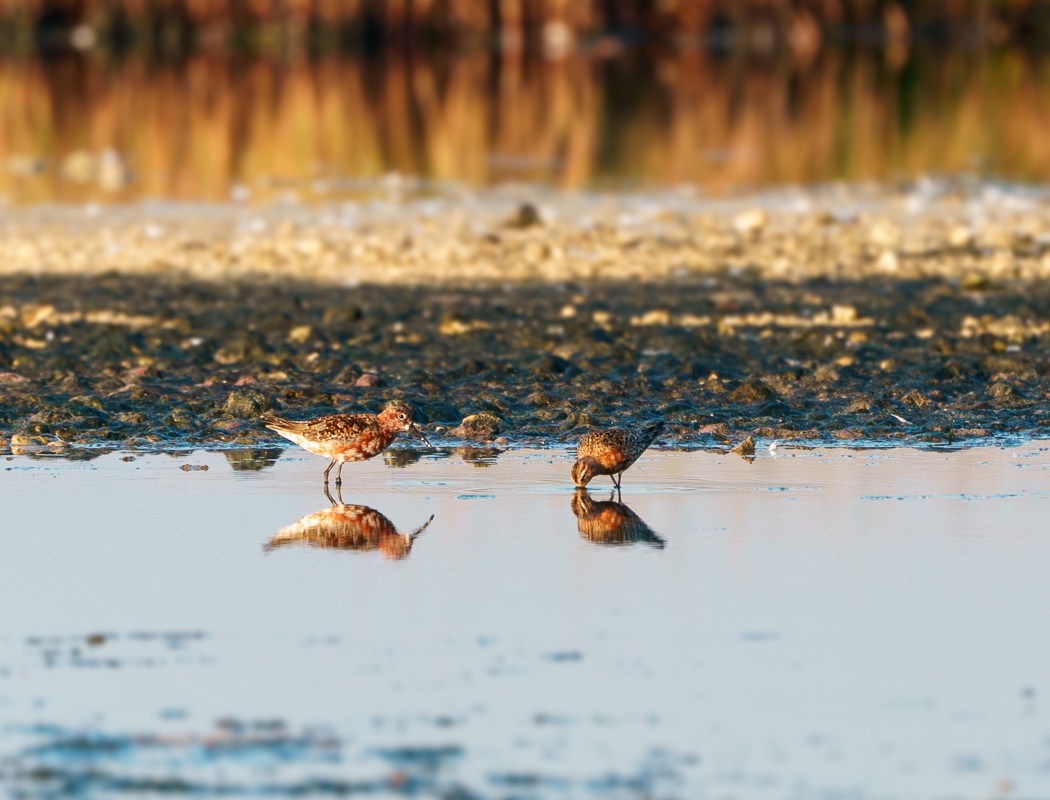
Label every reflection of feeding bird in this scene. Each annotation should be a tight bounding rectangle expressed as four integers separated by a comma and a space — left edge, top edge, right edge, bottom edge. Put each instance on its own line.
264, 486, 434, 561
571, 421, 665, 489
570, 488, 665, 548
261, 400, 432, 485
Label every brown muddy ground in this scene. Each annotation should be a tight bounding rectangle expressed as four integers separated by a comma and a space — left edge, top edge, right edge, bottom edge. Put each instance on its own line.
2, 186, 1050, 454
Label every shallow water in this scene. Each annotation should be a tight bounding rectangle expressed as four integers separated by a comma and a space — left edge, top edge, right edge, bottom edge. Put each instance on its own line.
2, 444, 1050, 798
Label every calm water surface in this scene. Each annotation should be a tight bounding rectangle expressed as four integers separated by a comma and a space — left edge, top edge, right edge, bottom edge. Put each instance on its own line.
1, 444, 1049, 798
3, 48, 1050, 203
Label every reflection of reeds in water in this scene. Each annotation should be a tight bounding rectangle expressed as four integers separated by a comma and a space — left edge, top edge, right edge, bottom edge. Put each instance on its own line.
2, 1, 1046, 43
265, 489, 434, 560
0, 49, 1049, 202
571, 488, 665, 548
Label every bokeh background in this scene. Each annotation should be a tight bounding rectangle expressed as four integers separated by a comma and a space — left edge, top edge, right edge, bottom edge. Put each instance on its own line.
1, 0, 1049, 203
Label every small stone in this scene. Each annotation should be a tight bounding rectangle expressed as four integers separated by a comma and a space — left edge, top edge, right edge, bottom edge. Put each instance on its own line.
900, 390, 931, 409
494, 437, 509, 445
453, 412, 502, 440
68, 395, 104, 411
830, 305, 858, 324
733, 208, 767, 236
868, 219, 901, 248
876, 250, 899, 272
423, 402, 461, 423
948, 225, 974, 249
961, 273, 991, 291
356, 373, 382, 387
731, 436, 756, 457
698, 422, 729, 438
288, 325, 312, 344
180, 464, 209, 472
630, 310, 671, 326
728, 382, 774, 404
506, 202, 542, 229
224, 389, 271, 419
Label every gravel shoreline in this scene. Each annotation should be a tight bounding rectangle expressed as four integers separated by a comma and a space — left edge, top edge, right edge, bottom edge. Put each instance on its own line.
3, 183, 1050, 455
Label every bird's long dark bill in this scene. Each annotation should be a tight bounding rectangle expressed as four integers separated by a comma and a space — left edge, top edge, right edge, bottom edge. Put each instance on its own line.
411, 424, 434, 449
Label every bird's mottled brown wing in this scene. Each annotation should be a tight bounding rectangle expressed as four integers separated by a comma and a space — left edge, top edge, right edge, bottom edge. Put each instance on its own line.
577, 428, 631, 472
577, 428, 628, 460
291, 413, 380, 443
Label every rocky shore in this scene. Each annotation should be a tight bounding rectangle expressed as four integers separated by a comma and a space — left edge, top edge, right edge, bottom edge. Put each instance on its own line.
3, 183, 1050, 456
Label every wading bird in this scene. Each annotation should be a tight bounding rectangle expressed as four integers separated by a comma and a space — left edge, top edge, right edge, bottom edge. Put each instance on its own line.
570, 421, 665, 490
262, 400, 432, 485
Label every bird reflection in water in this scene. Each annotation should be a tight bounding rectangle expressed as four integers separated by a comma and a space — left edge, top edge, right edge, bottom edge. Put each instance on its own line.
570, 488, 666, 549
264, 486, 434, 560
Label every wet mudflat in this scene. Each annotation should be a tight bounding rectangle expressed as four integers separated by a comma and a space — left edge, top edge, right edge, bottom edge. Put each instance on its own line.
6, 184, 1050, 452
1, 444, 1049, 798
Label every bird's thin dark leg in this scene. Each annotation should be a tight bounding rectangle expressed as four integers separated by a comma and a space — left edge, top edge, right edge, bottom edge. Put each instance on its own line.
323, 460, 335, 484
323, 483, 337, 506
335, 462, 344, 486
335, 483, 345, 505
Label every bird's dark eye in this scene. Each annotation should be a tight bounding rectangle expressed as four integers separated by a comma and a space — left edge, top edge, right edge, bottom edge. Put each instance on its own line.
398, 413, 407, 420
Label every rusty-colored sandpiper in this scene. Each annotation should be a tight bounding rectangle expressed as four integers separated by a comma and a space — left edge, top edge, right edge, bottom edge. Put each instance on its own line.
262, 400, 432, 485
571, 421, 665, 490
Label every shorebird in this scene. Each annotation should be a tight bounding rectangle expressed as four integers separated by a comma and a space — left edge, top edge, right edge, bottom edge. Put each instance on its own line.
265, 485, 434, 560
261, 400, 432, 485
571, 488, 665, 548
570, 421, 665, 490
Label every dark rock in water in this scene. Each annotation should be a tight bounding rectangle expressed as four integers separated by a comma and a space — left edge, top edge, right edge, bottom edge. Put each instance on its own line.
214, 333, 268, 365
163, 407, 199, 430
732, 436, 756, 458
989, 381, 1028, 407
526, 392, 559, 408
698, 423, 730, 439
728, 382, 775, 404
531, 354, 577, 378
333, 367, 358, 384
642, 353, 682, 379
453, 412, 502, 439
900, 390, 931, 409
225, 389, 271, 419
68, 395, 105, 412
562, 412, 594, 430
756, 400, 793, 418
506, 202, 542, 229
356, 373, 382, 387
423, 401, 461, 424
322, 306, 363, 331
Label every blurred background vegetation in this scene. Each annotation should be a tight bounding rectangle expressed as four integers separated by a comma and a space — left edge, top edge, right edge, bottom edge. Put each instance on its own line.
1, 1, 1048, 52
0, 1, 1048, 202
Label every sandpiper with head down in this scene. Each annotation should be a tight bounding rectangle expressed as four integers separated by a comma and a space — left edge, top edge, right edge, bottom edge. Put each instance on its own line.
261, 400, 432, 485
571, 421, 665, 491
